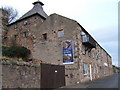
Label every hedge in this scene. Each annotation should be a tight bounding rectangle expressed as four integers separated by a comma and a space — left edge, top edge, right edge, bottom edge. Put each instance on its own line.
2, 46, 30, 59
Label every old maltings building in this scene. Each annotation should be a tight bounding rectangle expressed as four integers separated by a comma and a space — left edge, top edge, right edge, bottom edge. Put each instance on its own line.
1, 1, 113, 86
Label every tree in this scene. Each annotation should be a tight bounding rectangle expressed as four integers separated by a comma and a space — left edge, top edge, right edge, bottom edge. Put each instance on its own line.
1, 6, 18, 24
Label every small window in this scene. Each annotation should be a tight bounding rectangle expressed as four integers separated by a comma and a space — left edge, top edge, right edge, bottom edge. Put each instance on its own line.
81, 31, 88, 42
24, 20, 28, 25
92, 52, 95, 58
94, 53, 96, 59
14, 24, 17, 29
88, 49, 91, 57
42, 33, 47, 40
70, 73, 74, 78
81, 31, 85, 35
81, 45, 85, 55
82, 35, 88, 42
58, 30, 64, 37
98, 54, 101, 59
22, 32, 28, 38
96, 54, 99, 60
83, 64, 88, 75
14, 35, 18, 40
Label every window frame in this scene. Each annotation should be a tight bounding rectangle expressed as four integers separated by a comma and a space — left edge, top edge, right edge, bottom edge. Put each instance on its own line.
88, 49, 91, 57
22, 31, 28, 38
83, 63, 88, 75
14, 35, 18, 40
81, 45, 86, 55
58, 29, 64, 37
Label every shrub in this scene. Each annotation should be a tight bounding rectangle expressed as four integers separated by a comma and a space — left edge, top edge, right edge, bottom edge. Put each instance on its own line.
2, 46, 9, 57
2, 46, 30, 59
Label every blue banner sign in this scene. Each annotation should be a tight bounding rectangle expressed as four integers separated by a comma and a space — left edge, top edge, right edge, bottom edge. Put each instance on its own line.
63, 40, 74, 64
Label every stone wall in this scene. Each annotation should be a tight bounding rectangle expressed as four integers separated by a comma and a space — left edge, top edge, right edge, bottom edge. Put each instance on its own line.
1, 60, 41, 88
33, 14, 113, 86
4, 14, 45, 59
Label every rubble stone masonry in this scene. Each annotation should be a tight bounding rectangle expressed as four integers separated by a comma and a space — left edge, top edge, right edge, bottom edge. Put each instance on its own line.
1, 60, 41, 88
1, 5, 113, 86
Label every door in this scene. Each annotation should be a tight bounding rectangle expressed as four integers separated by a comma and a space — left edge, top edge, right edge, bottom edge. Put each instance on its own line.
41, 63, 65, 88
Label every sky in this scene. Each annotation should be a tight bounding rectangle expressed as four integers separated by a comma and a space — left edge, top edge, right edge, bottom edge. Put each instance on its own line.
0, 0, 119, 66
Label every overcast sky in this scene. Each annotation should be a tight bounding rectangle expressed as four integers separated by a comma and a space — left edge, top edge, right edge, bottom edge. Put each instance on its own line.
0, 0, 119, 66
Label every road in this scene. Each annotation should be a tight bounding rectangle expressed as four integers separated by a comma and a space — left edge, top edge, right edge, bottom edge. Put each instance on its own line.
58, 73, 119, 89
87, 73, 119, 88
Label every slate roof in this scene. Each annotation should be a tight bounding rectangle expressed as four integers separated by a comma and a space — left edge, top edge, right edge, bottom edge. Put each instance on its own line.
19, 1, 48, 20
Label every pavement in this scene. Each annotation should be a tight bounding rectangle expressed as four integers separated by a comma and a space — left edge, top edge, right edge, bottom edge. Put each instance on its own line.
57, 73, 119, 89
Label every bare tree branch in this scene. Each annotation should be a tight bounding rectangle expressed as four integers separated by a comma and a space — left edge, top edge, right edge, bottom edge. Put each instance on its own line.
1, 6, 18, 24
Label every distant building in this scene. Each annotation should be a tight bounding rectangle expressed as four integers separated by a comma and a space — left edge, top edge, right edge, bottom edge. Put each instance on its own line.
1, 1, 113, 86
112, 65, 120, 73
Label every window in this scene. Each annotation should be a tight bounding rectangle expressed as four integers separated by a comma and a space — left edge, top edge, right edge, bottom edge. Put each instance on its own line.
81, 45, 85, 55
88, 49, 91, 57
22, 31, 28, 38
95, 53, 98, 60
96, 54, 99, 60
82, 34, 88, 42
81, 31, 88, 42
81, 31, 85, 35
93, 66, 96, 74
92, 52, 95, 58
58, 30, 64, 37
24, 20, 28, 25
70, 73, 74, 78
14, 35, 18, 40
98, 54, 100, 59
83, 64, 88, 75
42, 33, 47, 40
14, 24, 17, 29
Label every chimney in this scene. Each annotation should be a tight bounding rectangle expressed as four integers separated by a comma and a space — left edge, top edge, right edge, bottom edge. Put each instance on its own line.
33, 1, 44, 6
17, 0, 48, 21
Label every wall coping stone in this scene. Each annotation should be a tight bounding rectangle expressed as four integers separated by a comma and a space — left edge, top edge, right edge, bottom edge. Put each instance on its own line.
0, 59, 40, 67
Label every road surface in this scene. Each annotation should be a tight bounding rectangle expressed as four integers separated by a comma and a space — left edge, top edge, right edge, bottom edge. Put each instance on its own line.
87, 73, 119, 88
59, 73, 119, 89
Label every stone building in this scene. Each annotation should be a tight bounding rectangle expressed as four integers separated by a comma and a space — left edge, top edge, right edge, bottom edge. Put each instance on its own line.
2, 1, 113, 86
